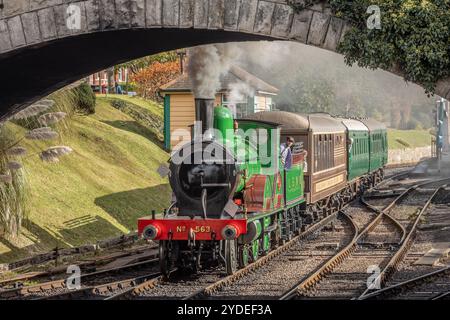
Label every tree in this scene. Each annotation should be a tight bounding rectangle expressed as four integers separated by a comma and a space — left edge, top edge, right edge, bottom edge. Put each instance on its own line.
131, 60, 180, 100
117, 51, 179, 76
330, 0, 450, 95
275, 69, 335, 114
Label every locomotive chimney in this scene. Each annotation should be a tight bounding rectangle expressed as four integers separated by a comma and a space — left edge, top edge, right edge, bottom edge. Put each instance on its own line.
194, 98, 215, 140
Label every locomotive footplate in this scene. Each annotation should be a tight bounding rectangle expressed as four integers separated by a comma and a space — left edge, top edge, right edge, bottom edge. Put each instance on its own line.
138, 217, 248, 241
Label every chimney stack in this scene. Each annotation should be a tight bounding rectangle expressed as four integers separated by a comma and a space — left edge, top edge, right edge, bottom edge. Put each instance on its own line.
194, 98, 215, 141
177, 50, 187, 74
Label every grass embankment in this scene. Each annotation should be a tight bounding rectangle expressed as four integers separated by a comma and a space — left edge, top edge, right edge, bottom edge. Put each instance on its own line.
0, 95, 170, 263
387, 128, 433, 150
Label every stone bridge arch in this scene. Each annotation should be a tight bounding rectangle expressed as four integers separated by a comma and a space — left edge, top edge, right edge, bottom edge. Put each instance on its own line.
0, 0, 449, 120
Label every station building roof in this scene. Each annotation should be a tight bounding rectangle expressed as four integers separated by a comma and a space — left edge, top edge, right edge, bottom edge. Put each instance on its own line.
160, 65, 279, 96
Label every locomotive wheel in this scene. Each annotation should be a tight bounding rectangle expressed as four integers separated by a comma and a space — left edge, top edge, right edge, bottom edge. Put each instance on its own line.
239, 245, 250, 268
159, 240, 178, 278
252, 240, 259, 261
224, 240, 238, 275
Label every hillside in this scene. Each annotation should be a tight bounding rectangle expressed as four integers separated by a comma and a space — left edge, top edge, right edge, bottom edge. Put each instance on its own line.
387, 128, 433, 150
0, 95, 170, 263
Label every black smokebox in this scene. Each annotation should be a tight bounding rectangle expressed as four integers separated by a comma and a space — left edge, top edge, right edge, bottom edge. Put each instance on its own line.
194, 98, 215, 140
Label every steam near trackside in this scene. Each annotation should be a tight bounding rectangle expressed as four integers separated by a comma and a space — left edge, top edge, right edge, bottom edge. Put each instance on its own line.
187, 44, 256, 103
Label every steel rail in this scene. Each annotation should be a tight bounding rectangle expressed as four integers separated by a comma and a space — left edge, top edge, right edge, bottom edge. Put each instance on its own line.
36, 271, 163, 300
280, 178, 448, 300
184, 167, 419, 301
360, 266, 450, 300
279, 211, 359, 300
182, 211, 341, 300
0, 258, 158, 300
431, 290, 450, 300
105, 269, 177, 300
360, 196, 406, 244
358, 183, 446, 299
0, 245, 157, 290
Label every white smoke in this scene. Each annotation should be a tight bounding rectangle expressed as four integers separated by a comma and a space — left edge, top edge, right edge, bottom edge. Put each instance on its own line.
187, 41, 291, 102
187, 45, 238, 99
187, 46, 221, 98
228, 82, 255, 104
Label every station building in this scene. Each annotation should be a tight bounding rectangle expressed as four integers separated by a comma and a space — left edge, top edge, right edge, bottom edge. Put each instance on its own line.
159, 65, 279, 150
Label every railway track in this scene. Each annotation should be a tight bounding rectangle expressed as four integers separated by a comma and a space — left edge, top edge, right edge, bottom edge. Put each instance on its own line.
279, 197, 400, 300
205, 212, 357, 300
106, 212, 344, 300
431, 290, 450, 300
0, 244, 157, 290
59, 167, 417, 300
360, 266, 450, 300
0, 257, 159, 300
357, 178, 450, 298
279, 178, 449, 300
0, 205, 348, 301
360, 186, 450, 300
42, 270, 165, 300
282, 201, 402, 299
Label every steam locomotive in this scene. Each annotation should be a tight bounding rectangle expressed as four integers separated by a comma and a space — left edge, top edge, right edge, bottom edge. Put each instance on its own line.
138, 99, 388, 276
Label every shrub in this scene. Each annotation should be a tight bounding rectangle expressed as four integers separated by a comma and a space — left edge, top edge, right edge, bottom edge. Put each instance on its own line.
74, 82, 96, 114
109, 99, 163, 141
119, 82, 138, 93
0, 126, 28, 236
12, 89, 77, 131
130, 61, 180, 100
110, 99, 127, 111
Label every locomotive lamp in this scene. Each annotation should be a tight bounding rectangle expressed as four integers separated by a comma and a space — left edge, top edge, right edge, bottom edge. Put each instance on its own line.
221, 225, 238, 240
142, 224, 160, 240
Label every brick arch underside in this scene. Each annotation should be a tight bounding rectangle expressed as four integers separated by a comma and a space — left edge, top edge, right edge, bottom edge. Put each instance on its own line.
1, 0, 448, 120
0, 28, 270, 120
0, 0, 348, 120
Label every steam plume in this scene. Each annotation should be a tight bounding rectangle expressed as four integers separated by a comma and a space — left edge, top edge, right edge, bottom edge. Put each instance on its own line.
187, 42, 290, 105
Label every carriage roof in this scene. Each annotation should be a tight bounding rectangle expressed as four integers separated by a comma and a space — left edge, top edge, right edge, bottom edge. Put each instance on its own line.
338, 118, 369, 131
242, 111, 346, 133
359, 118, 387, 131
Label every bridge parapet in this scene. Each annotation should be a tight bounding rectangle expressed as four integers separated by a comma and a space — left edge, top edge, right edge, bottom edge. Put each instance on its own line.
0, 0, 342, 56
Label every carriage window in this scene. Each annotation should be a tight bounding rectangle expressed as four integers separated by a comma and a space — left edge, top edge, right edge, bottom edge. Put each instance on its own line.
314, 133, 339, 172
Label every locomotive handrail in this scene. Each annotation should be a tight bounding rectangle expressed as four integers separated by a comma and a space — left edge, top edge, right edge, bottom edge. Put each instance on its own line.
201, 182, 231, 188
165, 201, 177, 217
